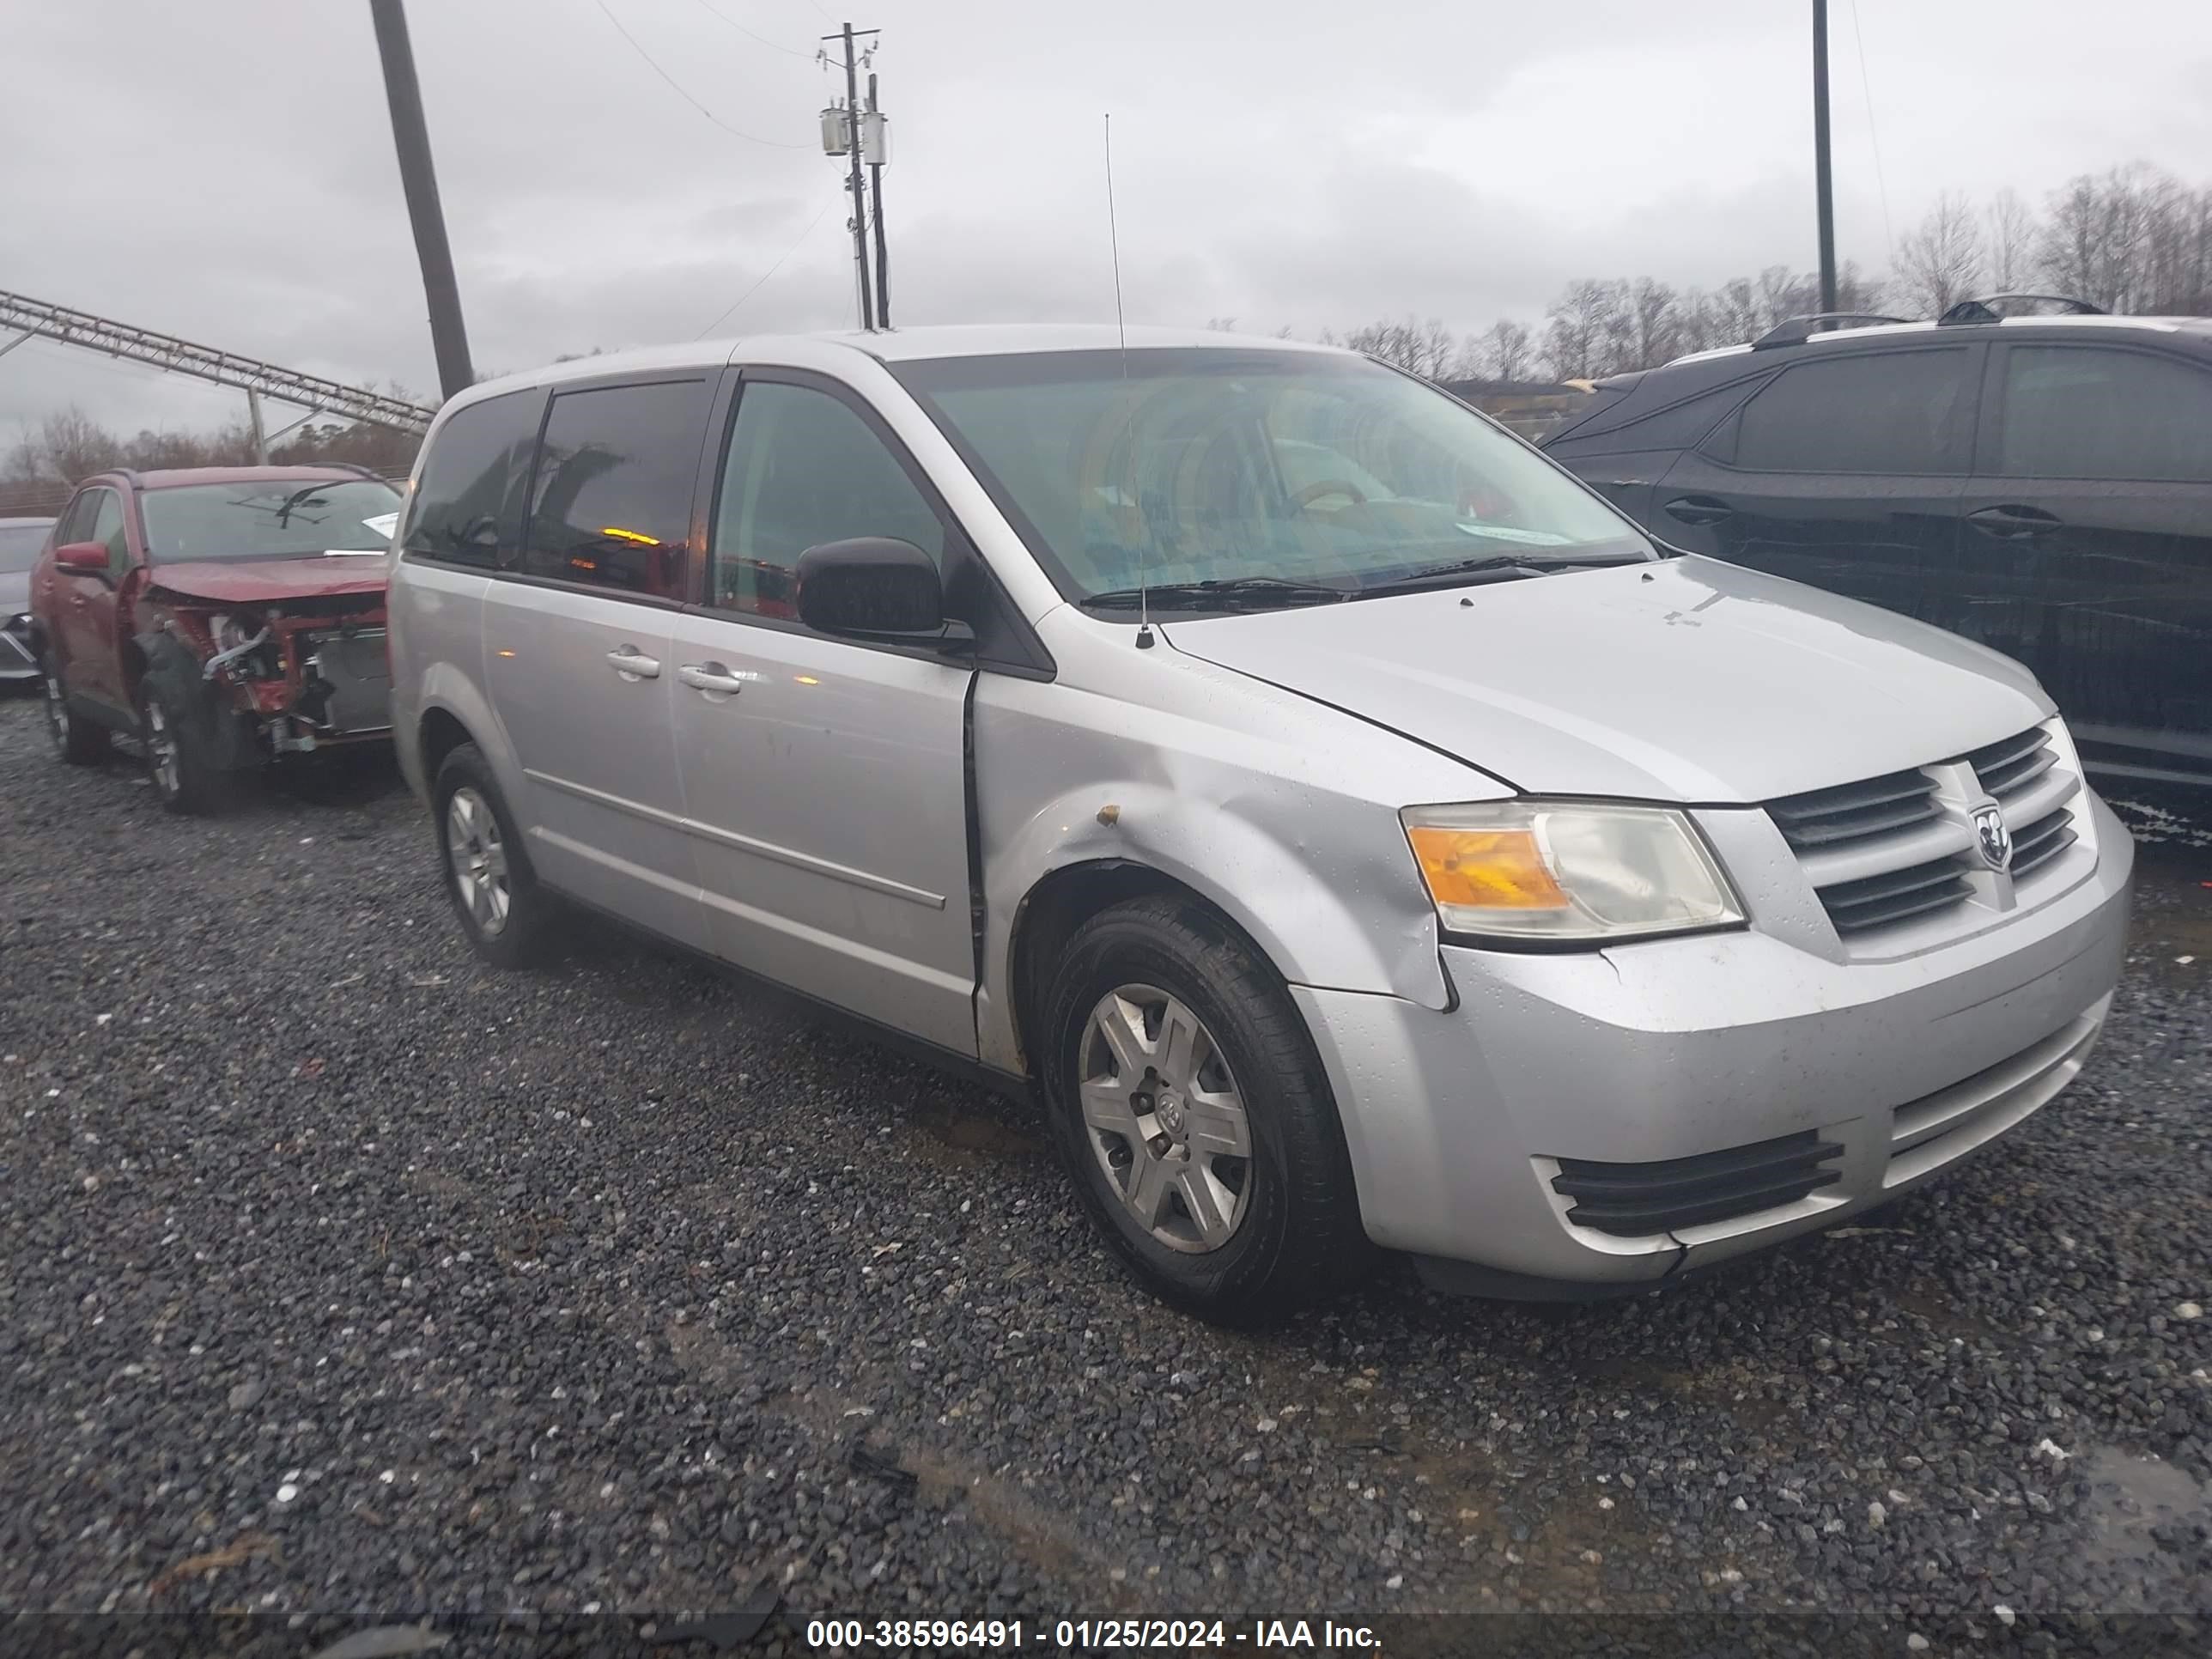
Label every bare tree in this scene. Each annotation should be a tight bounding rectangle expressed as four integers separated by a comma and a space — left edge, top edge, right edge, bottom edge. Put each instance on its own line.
1984, 188, 2036, 292
1542, 280, 1621, 380
1464, 319, 1536, 381
1892, 192, 1984, 317
1625, 279, 1680, 369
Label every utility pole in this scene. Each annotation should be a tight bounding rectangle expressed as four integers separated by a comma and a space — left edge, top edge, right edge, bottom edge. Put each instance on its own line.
246, 389, 269, 465
823, 22, 879, 331
866, 73, 890, 329
368, 0, 476, 398
1812, 0, 1838, 313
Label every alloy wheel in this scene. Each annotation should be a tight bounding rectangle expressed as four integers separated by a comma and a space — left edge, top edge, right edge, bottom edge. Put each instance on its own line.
447, 787, 513, 936
143, 698, 180, 798
1078, 983, 1254, 1254
42, 669, 69, 757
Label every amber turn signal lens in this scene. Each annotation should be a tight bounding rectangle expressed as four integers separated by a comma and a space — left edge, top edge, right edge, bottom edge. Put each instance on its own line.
1406, 825, 1571, 912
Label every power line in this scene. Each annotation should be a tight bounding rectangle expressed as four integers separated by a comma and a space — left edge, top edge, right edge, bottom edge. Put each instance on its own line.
694, 199, 836, 337
685, 0, 811, 58
591, 0, 811, 148
1847, 0, 1896, 264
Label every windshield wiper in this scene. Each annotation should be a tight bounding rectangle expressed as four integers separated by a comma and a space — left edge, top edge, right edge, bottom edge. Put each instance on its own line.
270, 484, 334, 527
1355, 552, 1643, 597
1081, 576, 1350, 612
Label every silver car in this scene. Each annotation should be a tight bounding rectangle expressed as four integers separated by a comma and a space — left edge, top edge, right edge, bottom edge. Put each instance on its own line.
386, 327, 2132, 1319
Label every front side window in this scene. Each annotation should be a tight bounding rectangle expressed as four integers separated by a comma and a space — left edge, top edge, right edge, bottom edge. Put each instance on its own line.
1731, 349, 1974, 476
138, 479, 404, 563
521, 379, 710, 598
405, 389, 543, 568
891, 349, 1647, 607
88, 489, 129, 578
710, 380, 945, 617
1999, 346, 2212, 483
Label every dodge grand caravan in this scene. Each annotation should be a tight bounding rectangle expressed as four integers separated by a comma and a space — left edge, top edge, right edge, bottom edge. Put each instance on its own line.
386, 326, 2133, 1319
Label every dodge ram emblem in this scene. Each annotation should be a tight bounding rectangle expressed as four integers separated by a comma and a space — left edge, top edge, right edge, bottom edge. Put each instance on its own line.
1973, 805, 2012, 870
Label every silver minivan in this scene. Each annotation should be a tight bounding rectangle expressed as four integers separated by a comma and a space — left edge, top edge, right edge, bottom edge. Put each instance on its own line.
386, 326, 2132, 1319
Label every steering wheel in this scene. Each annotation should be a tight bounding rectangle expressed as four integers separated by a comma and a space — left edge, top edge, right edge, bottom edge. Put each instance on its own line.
1290, 478, 1368, 511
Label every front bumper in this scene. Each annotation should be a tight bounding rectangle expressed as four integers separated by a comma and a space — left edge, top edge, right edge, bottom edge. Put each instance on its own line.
1295, 792, 2135, 1293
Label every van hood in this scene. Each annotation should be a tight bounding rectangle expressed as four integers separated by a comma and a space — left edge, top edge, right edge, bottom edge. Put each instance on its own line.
1162, 556, 2052, 803
145, 556, 389, 605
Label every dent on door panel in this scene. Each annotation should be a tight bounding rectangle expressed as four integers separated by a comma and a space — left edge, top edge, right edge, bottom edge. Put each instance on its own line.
968, 643, 1485, 1077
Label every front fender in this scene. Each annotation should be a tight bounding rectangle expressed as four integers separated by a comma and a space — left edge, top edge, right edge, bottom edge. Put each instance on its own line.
411, 662, 519, 805
977, 773, 1453, 1075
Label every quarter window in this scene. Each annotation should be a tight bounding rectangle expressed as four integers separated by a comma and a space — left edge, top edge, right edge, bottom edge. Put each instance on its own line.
709, 381, 944, 618
404, 388, 544, 568
1731, 349, 1974, 475
1998, 346, 2212, 483
521, 379, 711, 598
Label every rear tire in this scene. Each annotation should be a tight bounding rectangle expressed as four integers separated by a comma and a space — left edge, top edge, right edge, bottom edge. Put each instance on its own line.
42, 659, 107, 765
1040, 894, 1374, 1323
434, 742, 556, 969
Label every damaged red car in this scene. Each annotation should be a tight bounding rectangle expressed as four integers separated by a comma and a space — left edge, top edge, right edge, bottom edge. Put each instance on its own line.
28, 465, 404, 812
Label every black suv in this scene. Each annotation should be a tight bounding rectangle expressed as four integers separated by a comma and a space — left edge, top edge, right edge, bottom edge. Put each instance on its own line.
1541, 298, 2212, 787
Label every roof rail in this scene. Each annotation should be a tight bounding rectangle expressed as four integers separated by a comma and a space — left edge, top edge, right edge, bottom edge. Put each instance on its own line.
1937, 294, 2106, 325
1751, 313, 1911, 349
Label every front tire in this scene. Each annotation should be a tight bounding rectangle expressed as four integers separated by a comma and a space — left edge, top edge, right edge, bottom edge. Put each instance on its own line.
1040, 895, 1373, 1322
42, 659, 107, 765
139, 678, 228, 814
434, 742, 556, 968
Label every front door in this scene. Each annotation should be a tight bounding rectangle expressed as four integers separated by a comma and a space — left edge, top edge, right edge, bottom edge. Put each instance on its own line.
1968, 341, 2212, 777
483, 375, 716, 951
53, 486, 132, 714
668, 372, 977, 1054
1656, 344, 1996, 645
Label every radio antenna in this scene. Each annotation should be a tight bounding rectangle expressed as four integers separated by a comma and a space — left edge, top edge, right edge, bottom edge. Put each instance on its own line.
1104, 112, 1152, 648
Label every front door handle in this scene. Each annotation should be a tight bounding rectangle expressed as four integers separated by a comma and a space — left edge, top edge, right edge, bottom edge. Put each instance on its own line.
1662, 495, 1734, 526
605, 646, 662, 680
1966, 504, 2063, 540
678, 662, 748, 696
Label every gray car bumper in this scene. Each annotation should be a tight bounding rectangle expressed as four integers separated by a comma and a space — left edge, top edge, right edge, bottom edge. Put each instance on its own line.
1295, 793, 2135, 1292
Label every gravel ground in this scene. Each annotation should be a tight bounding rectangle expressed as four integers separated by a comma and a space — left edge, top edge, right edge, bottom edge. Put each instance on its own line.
3, 697, 2209, 1656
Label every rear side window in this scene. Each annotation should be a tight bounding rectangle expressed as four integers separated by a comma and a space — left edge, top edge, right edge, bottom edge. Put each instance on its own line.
709, 380, 944, 617
522, 379, 711, 598
404, 389, 543, 568
1998, 346, 2212, 483
1732, 349, 1974, 475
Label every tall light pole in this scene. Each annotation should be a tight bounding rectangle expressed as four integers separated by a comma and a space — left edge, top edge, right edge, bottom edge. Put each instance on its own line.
369, 0, 475, 398
1813, 0, 1838, 313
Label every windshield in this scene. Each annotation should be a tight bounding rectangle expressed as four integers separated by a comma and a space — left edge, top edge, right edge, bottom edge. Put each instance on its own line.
892, 349, 1650, 607
0, 524, 52, 573
138, 479, 404, 563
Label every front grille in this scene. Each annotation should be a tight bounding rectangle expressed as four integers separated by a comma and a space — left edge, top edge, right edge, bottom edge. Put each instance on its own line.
1767, 768, 1942, 850
1816, 853, 1976, 934
1551, 1131, 1844, 1237
1966, 726, 2057, 799
2009, 807, 2076, 878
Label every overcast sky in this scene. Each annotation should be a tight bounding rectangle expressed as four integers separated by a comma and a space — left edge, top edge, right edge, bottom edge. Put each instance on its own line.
3, 0, 2208, 436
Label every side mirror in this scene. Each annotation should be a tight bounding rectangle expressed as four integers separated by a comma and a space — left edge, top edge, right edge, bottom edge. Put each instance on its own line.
794, 538, 965, 645
54, 540, 108, 574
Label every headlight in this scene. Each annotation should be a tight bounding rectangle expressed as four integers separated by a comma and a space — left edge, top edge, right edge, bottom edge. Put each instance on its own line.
1401, 799, 1745, 944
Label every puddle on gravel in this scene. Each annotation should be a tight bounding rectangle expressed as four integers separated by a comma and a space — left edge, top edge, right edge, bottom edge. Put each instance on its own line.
2075, 1446, 2210, 1571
